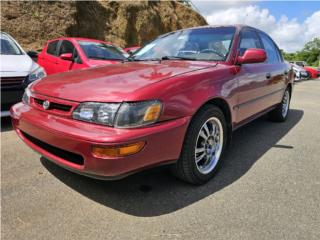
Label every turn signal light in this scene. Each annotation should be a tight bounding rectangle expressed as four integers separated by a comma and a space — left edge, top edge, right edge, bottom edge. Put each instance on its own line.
92, 141, 145, 158
143, 104, 161, 122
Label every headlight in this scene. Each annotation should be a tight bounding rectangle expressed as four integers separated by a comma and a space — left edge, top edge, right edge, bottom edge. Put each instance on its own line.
22, 87, 31, 105
28, 66, 46, 82
72, 100, 162, 128
73, 102, 120, 126
115, 101, 162, 128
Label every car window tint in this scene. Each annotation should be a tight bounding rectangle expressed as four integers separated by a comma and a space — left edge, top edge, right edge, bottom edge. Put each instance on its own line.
78, 41, 126, 60
258, 32, 280, 63
47, 41, 59, 56
59, 40, 75, 55
0, 33, 23, 55
239, 29, 262, 56
73, 49, 82, 64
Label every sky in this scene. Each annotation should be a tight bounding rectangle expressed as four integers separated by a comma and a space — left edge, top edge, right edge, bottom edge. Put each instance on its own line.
192, 0, 320, 52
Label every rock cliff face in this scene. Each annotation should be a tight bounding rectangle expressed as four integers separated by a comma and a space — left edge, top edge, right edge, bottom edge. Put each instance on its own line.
1, 1, 207, 50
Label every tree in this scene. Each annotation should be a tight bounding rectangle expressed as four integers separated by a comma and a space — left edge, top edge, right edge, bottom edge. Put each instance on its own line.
282, 38, 320, 67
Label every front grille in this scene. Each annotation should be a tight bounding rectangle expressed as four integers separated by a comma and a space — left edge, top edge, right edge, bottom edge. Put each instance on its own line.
21, 131, 84, 165
0, 76, 26, 88
33, 98, 72, 112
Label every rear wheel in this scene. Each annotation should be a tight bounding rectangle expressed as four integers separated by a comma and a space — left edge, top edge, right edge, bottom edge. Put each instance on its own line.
268, 88, 290, 122
171, 105, 227, 185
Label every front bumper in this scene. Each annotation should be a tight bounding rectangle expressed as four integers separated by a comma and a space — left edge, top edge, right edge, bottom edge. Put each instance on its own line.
10, 103, 190, 179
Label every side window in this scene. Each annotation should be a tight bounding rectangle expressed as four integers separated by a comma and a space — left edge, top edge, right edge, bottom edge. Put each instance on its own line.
46, 41, 59, 56
73, 49, 82, 64
58, 40, 74, 55
258, 33, 280, 63
239, 29, 262, 56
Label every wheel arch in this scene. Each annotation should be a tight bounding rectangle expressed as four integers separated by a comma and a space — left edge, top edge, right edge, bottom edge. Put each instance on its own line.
193, 97, 233, 147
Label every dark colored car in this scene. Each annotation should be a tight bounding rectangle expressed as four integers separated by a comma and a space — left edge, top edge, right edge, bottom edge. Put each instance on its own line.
11, 25, 293, 185
37, 37, 129, 75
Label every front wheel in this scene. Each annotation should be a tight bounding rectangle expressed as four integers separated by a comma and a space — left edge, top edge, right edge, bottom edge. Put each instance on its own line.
268, 88, 290, 122
171, 105, 227, 185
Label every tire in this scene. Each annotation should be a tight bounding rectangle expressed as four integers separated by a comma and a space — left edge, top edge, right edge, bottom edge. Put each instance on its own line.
171, 105, 227, 185
268, 88, 290, 122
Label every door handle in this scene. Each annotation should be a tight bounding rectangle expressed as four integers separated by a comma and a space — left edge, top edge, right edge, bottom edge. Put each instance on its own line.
266, 73, 271, 79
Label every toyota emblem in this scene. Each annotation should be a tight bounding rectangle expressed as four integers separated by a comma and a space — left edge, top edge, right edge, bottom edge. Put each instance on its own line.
43, 100, 50, 110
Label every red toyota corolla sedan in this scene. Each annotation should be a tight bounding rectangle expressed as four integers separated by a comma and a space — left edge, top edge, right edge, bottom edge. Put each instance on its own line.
11, 25, 294, 185
37, 37, 129, 75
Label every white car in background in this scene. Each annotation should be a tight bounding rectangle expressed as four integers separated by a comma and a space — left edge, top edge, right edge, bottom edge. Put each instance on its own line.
0, 32, 46, 117
291, 63, 309, 81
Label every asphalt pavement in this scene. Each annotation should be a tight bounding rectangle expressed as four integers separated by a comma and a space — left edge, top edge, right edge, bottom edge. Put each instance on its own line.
1, 79, 320, 240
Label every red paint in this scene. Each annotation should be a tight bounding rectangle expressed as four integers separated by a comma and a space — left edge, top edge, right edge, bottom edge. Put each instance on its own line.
123, 46, 140, 54
11, 25, 294, 179
304, 66, 319, 78
37, 37, 125, 75
237, 48, 266, 64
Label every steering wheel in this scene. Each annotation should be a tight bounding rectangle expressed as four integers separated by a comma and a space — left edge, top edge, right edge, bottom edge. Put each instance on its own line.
200, 49, 225, 58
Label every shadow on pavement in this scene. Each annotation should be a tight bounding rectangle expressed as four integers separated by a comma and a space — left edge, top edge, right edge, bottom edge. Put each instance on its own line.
1, 117, 13, 132
41, 109, 303, 217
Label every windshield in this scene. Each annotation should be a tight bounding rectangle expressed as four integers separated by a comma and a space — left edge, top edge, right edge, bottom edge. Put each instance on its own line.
132, 27, 236, 61
0, 33, 23, 55
78, 41, 127, 61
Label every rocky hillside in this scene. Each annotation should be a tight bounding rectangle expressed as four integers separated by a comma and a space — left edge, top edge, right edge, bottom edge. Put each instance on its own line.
1, 1, 207, 51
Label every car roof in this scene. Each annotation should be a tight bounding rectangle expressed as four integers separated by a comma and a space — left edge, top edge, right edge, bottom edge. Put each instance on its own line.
157, 24, 263, 39
184, 24, 245, 30
0, 31, 14, 39
48, 37, 113, 45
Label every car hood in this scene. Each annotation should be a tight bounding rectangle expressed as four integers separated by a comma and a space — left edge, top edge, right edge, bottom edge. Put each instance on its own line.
0, 54, 33, 77
32, 61, 215, 102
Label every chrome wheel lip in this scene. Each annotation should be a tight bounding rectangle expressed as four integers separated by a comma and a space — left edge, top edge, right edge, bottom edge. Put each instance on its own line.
282, 90, 290, 118
194, 117, 223, 175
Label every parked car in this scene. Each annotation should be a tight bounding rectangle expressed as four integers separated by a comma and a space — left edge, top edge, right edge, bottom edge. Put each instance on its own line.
11, 25, 293, 185
290, 61, 320, 78
1, 32, 46, 117
291, 63, 309, 81
37, 37, 129, 75
124, 46, 140, 55
304, 66, 320, 79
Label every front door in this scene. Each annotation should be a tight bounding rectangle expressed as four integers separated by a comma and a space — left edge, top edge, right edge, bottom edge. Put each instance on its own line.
55, 40, 84, 73
235, 28, 269, 123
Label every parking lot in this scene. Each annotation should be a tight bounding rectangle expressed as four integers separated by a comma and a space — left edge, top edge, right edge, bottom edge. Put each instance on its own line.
1, 79, 320, 240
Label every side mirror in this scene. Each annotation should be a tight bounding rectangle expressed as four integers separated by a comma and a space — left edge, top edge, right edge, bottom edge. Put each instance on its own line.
60, 53, 73, 61
27, 51, 38, 61
237, 48, 267, 64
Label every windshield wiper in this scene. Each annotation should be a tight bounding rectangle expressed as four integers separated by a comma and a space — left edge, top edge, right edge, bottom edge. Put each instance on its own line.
127, 57, 161, 62
89, 56, 124, 61
161, 56, 197, 61
126, 56, 196, 62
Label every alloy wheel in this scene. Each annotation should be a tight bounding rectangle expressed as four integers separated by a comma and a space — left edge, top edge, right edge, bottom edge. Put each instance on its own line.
194, 117, 223, 175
